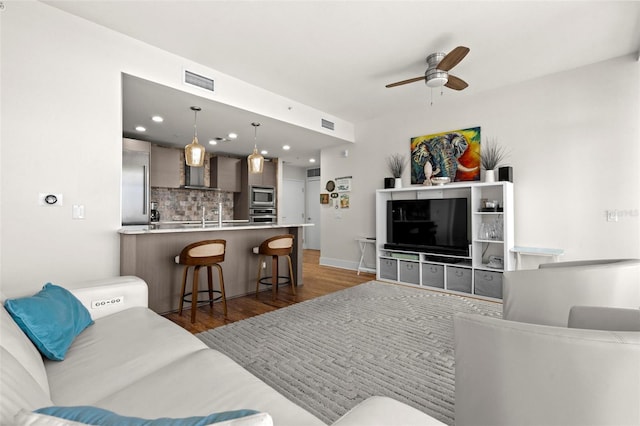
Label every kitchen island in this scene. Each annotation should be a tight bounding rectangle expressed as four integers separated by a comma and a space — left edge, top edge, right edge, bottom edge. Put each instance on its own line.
119, 223, 311, 314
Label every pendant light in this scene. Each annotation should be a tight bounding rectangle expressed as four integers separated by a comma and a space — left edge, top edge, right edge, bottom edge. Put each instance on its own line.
185, 106, 205, 167
247, 122, 264, 174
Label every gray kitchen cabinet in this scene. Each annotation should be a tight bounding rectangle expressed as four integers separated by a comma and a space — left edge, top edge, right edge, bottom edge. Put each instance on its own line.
246, 158, 277, 187
150, 145, 181, 188
210, 156, 241, 192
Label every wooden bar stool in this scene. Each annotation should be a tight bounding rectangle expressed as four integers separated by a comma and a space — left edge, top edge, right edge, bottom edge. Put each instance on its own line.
175, 239, 227, 323
253, 234, 295, 300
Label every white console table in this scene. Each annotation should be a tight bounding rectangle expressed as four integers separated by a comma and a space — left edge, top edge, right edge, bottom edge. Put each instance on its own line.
511, 246, 564, 270
356, 238, 376, 275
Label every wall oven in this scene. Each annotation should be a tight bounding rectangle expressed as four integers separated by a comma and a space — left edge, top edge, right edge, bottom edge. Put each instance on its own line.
249, 208, 276, 224
250, 186, 275, 208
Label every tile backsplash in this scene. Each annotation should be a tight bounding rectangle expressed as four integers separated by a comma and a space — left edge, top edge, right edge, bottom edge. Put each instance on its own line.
151, 187, 234, 222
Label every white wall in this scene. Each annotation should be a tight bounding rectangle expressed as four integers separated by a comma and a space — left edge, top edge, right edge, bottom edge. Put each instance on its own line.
321, 55, 640, 270
0, 2, 353, 296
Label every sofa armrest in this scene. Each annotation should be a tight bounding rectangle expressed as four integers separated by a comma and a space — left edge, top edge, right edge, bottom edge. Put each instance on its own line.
330, 396, 446, 426
569, 306, 640, 331
68, 276, 148, 320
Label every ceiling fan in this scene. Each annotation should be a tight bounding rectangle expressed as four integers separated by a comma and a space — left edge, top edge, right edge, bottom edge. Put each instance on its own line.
386, 46, 470, 91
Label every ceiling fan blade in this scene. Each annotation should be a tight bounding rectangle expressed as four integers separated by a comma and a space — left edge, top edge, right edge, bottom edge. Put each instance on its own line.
437, 46, 470, 72
445, 75, 468, 90
385, 75, 427, 88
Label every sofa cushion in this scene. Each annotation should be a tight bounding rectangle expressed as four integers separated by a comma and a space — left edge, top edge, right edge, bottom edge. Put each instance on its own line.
0, 348, 54, 425
568, 306, 640, 331
16, 408, 273, 426
4, 283, 94, 360
91, 349, 325, 426
45, 307, 209, 406
0, 305, 50, 395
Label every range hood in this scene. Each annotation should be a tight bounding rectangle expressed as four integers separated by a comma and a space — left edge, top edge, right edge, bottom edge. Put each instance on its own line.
182, 165, 209, 189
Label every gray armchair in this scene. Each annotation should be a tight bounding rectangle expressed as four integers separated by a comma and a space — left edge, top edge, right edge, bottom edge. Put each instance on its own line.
454, 311, 640, 426
502, 258, 640, 326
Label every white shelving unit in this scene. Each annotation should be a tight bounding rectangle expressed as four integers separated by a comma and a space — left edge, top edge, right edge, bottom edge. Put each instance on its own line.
375, 181, 514, 300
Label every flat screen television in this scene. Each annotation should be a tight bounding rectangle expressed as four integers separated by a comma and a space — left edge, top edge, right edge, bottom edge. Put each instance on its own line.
385, 198, 469, 256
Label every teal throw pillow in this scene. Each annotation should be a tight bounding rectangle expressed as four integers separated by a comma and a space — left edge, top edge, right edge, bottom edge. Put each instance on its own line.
34, 406, 262, 425
4, 283, 94, 361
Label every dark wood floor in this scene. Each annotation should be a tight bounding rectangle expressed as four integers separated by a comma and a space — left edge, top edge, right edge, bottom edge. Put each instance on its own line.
164, 250, 376, 334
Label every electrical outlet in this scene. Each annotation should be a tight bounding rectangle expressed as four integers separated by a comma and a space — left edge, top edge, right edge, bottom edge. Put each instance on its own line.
262, 261, 267, 269
91, 296, 124, 309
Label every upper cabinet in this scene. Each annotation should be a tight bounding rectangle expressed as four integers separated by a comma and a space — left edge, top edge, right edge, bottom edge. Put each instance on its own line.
246, 159, 277, 187
210, 156, 241, 192
150, 145, 181, 188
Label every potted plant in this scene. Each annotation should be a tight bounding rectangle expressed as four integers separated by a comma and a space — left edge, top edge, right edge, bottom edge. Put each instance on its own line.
480, 138, 508, 182
386, 153, 407, 188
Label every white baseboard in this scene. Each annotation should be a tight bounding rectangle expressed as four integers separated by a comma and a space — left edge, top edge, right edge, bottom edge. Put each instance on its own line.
319, 256, 359, 271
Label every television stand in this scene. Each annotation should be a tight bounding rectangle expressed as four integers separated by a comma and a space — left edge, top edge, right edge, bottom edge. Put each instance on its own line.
376, 181, 514, 300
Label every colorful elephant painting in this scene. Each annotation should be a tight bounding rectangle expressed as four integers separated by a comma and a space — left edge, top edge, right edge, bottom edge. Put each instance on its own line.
410, 127, 481, 184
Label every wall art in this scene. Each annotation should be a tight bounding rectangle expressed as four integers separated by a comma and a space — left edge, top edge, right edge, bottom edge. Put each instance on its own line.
335, 176, 352, 192
410, 126, 481, 184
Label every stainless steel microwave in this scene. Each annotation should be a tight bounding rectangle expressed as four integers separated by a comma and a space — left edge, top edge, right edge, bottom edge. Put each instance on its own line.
250, 186, 275, 208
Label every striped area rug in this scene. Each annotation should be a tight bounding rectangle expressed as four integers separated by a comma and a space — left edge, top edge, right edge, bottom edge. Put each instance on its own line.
197, 281, 501, 425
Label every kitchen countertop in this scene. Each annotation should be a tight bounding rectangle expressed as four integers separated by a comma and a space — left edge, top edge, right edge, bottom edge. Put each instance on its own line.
119, 222, 312, 235
119, 222, 309, 313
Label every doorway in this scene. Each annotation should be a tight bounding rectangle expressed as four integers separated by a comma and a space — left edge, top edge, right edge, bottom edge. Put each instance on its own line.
281, 179, 305, 225
305, 177, 321, 249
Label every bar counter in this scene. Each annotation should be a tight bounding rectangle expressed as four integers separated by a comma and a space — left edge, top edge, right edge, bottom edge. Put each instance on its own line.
119, 223, 311, 314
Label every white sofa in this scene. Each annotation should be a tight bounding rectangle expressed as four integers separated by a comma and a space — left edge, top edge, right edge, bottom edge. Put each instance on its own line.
502, 258, 640, 326
1, 276, 444, 426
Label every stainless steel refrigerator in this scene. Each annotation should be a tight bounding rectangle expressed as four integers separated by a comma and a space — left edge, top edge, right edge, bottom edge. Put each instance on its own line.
122, 139, 150, 225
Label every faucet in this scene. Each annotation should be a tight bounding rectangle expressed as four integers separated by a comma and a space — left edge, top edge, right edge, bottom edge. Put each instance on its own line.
201, 206, 206, 226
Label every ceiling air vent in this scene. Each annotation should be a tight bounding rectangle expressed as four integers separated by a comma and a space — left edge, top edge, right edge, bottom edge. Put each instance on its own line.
184, 70, 214, 92
321, 119, 335, 131
307, 168, 320, 177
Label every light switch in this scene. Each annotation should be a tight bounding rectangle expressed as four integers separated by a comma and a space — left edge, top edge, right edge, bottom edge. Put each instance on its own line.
72, 204, 85, 219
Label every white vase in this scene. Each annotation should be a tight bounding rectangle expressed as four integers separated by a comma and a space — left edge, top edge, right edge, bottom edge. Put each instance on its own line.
394, 177, 402, 188
484, 170, 496, 183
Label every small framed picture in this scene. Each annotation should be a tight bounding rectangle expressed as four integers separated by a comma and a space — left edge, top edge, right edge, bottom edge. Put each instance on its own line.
320, 193, 329, 204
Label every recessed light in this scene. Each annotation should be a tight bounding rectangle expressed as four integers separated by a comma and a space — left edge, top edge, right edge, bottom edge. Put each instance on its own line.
261, 150, 268, 155
135, 126, 146, 132
227, 133, 238, 139
151, 115, 163, 123
282, 145, 291, 151
309, 158, 316, 163
209, 140, 217, 145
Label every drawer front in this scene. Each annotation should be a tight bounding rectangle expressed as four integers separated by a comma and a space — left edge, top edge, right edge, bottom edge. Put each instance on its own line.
379, 258, 398, 280
474, 270, 503, 299
446, 266, 472, 293
399, 261, 420, 284
421, 263, 445, 288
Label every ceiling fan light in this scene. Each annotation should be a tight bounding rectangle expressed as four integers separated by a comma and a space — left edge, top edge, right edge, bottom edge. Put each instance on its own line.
426, 68, 448, 87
